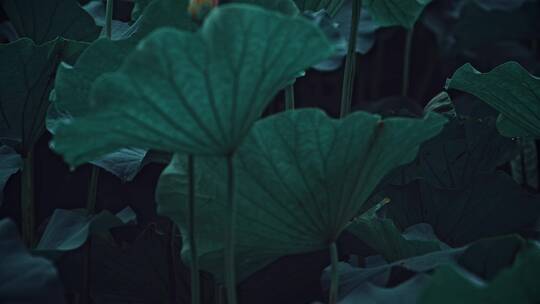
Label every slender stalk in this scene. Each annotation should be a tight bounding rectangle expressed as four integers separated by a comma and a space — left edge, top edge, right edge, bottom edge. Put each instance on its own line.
285, 84, 295, 110
215, 284, 224, 304
339, 0, 362, 118
21, 148, 35, 248
80, 166, 99, 304
225, 155, 237, 304
105, 0, 114, 39
86, 167, 99, 215
329, 242, 339, 304
81, 0, 112, 296
401, 28, 414, 97
80, 239, 92, 304
168, 221, 178, 304
187, 155, 200, 304
519, 139, 528, 187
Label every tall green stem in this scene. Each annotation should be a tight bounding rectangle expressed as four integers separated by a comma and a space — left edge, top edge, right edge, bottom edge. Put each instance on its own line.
329, 242, 339, 304
187, 155, 200, 304
86, 167, 99, 215
105, 0, 114, 39
285, 84, 295, 110
167, 221, 178, 304
401, 28, 414, 97
21, 148, 34, 248
81, 166, 99, 304
215, 285, 224, 304
225, 155, 237, 304
339, 0, 362, 118
81, 3, 113, 298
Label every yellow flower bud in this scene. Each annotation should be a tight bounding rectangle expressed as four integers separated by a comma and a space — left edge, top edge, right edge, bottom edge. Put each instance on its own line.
188, 0, 219, 19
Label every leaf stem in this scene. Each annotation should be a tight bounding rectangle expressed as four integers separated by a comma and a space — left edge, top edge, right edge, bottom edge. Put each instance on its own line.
216, 284, 224, 304
80, 239, 92, 304
21, 148, 35, 248
339, 0, 362, 118
86, 167, 99, 215
187, 155, 200, 304
105, 0, 114, 39
225, 154, 237, 304
168, 221, 178, 304
81, 166, 99, 304
329, 242, 339, 304
401, 27, 414, 97
285, 84, 295, 110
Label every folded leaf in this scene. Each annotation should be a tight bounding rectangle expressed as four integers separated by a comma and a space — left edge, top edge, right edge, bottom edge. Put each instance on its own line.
325, 234, 531, 303
348, 217, 444, 262
322, 249, 463, 301
34, 208, 135, 259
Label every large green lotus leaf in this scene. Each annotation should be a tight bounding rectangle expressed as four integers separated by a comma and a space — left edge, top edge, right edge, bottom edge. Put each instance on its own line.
447, 62, 540, 138
386, 117, 517, 189
48, 0, 302, 134
419, 245, 540, 304
293, 0, 346, 16
384, 172, 540, 247
52, 5, 334, 165
0, 37, 88, 151
48, 0, 199, 131
0, 0, 100, 44
0, 219, 66, 303
157, 109, 447, 281
0, 145, 21, 205
48, 0, 297, 135
47, 0, 197, 177
364, 0, 432, 29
